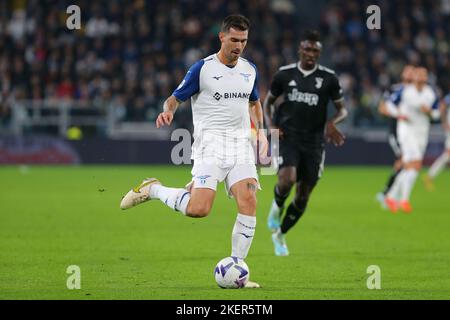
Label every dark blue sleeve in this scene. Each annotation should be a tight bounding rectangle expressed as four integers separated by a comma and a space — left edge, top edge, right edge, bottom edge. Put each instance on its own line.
389, 85, 404, 106
432, 97, 439, 110
172, 60, 204, 101
249, 62, 260, 101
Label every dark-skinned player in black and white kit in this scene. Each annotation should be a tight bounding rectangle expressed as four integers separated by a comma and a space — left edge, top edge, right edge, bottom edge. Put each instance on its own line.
264, 30, 348, 256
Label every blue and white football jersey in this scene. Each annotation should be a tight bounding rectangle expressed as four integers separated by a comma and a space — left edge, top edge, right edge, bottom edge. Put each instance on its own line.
389, 84, 439, 133
173, 54, 259, 133
172, 54, 259, 161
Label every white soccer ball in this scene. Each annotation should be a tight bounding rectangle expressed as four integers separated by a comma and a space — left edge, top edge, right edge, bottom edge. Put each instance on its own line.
214, 256, 249, 289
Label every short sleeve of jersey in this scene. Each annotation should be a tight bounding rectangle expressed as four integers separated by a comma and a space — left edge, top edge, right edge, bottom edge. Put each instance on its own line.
388, 86, 404, 106
172, 60, 205, 102
330, 74, 344, 102
270, 71, 284, 97
249, 62, 260, 101
431, 92, 439, 110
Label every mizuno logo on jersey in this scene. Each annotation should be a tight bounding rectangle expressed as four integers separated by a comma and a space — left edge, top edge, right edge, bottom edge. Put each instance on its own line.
287, 88, 319, 106
288, 80, 297, 86
212, 76, 223, 80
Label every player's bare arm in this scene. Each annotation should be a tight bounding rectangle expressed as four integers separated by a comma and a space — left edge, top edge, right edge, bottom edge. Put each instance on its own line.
440, 100, 450, 131
156, 95, 181, 128
263, 92, 284, 139
262, 92, 278, 129
378, 100, 390, 117
249, 99, 269, 157
325, 100, 348, 146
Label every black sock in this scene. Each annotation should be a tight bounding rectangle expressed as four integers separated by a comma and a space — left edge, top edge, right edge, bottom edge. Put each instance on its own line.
280, 199, 307, 234
274, 185, 289, 208
383, 168, 402, 194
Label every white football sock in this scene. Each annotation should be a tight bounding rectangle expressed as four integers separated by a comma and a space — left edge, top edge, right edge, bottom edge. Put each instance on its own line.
428, 153, 449, 178
387, 171, 404, 200
400, 169, 418, 201
231, 213, 256, 259
151, 185, 190, 215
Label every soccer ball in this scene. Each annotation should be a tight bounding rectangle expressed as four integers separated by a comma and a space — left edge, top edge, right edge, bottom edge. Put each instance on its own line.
214, 256, 249, 289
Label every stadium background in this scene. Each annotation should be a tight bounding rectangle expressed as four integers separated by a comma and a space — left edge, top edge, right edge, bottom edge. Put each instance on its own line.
0, 0, 449, 300
1, 0, 449, 164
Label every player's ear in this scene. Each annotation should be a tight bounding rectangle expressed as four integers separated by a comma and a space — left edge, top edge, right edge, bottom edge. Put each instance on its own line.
219, 32, 225, 43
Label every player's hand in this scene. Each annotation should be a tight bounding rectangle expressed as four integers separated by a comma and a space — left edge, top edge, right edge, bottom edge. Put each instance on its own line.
156, 111, 174, 128
397, 114, 409, 122
325, 121, 345, 147
444, 123, 450, 132
420, 105, 431, 115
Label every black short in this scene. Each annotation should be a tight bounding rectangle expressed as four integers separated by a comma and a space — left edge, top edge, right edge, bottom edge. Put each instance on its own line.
278, 139, 325, 186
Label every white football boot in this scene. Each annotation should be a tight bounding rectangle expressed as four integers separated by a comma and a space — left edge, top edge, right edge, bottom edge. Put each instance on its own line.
120, 178, 161, 210
244, 280, 261, 288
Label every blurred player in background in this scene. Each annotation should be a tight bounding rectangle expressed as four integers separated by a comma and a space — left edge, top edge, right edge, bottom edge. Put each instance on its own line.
423, 87, 450, 190
120, 15, 267, 287
384, 67, 439, 213
264, 30, 348, 256
376, 65, 415, 208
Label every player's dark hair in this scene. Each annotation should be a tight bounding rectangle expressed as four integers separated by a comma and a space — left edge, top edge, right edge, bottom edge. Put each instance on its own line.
221, 14, 250, 32
301, 29, 321, 42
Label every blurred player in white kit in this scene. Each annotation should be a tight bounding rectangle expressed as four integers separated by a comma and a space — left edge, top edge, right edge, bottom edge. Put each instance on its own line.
383, 67, 439, 213
423, 87, 450, 190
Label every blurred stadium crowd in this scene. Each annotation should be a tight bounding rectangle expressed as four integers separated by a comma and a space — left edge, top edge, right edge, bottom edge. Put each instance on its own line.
0, 0, 449, 132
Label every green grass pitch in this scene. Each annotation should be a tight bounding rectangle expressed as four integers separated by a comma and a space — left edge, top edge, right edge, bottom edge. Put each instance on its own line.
0, 165, 449, 300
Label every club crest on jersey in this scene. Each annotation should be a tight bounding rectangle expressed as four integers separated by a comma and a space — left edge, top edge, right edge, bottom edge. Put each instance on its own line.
315, 77, 323, 89
239, 73, 251, 82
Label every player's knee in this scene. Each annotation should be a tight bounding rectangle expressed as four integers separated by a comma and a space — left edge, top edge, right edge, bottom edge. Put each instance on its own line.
412, 161, 422, 170
187, 203, 212, 218
278, 177, 295, 193
237, 193, 257, 214
294, 193, 309, 205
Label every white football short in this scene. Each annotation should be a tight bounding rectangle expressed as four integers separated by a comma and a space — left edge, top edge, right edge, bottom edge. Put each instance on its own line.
398, 128, 428, 162
190, 161, 260, 197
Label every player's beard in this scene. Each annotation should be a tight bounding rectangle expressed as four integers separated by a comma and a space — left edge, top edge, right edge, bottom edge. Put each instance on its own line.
228, 49, 240, 62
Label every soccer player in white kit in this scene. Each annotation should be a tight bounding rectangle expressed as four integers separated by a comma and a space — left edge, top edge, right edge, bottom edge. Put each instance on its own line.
120, 15, 267, 288
384, 67, 439, 213
423, 90, 450, 190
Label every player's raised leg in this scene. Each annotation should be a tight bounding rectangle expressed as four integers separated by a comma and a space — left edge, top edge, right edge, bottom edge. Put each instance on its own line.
120, 177, 216, 217
424, 149, 450, 190
267, 166, 296, 232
